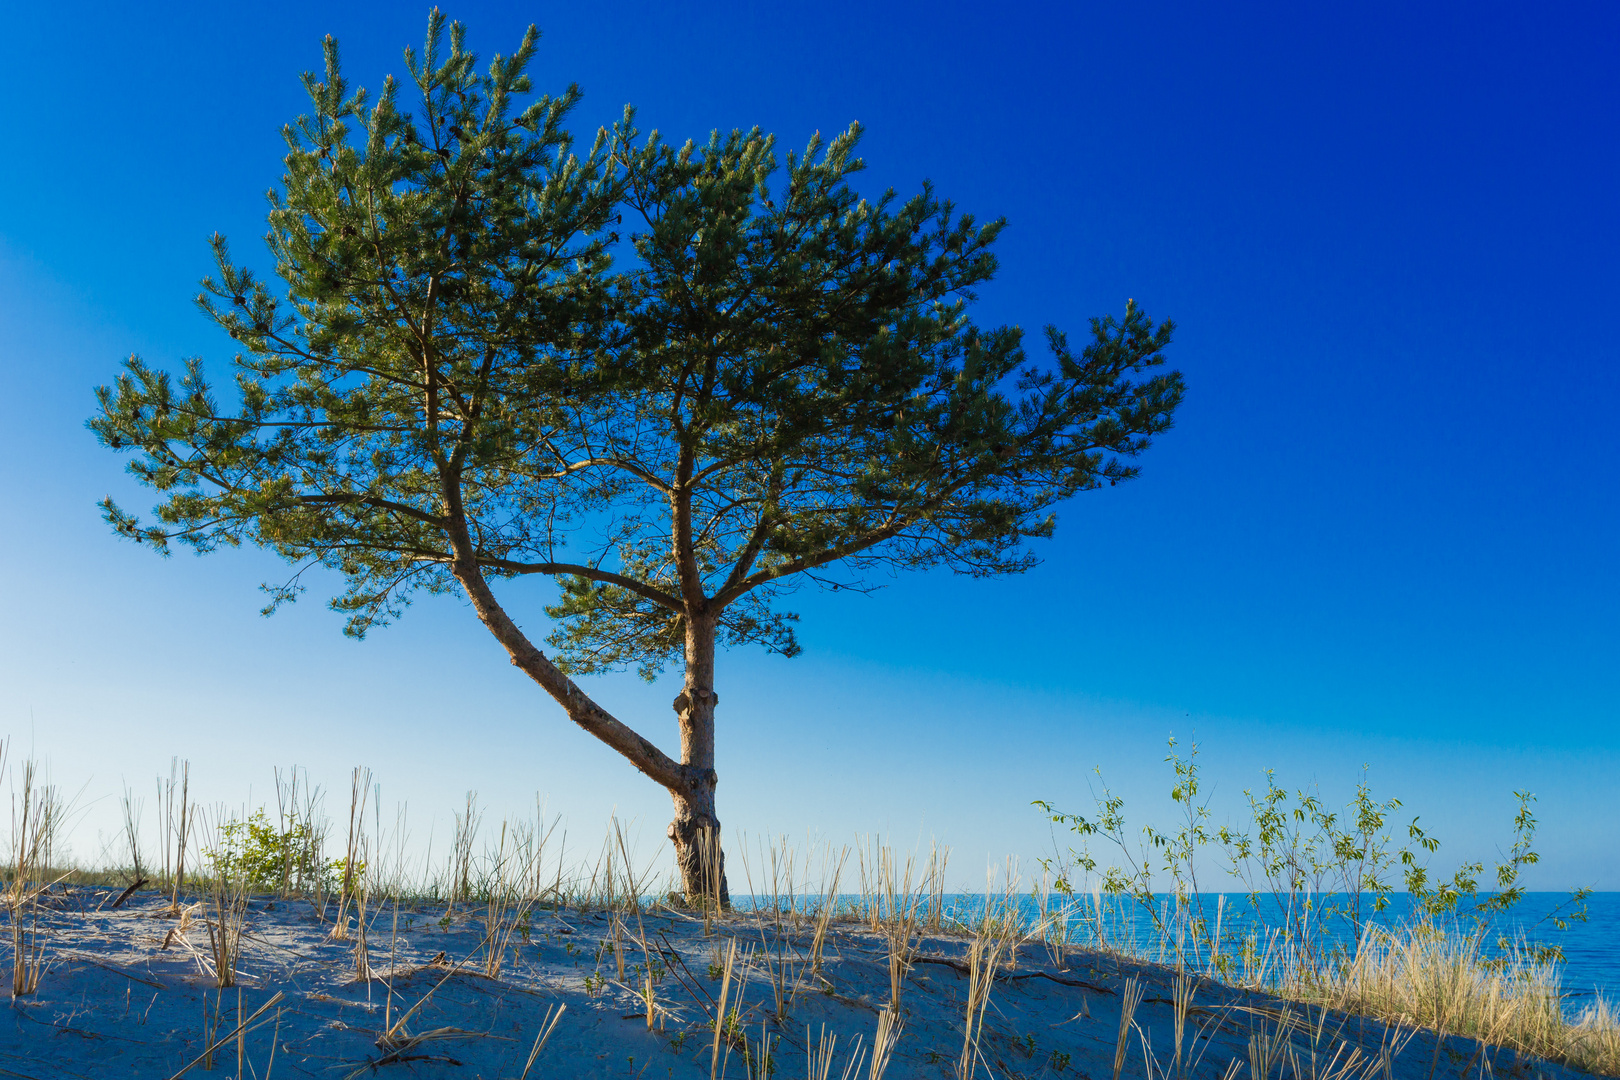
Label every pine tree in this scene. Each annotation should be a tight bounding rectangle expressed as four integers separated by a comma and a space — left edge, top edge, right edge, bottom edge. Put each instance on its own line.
92, 15, 1185, 901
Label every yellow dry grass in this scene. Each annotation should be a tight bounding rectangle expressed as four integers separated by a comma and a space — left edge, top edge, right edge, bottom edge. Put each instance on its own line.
1281, 922, 1620, 1077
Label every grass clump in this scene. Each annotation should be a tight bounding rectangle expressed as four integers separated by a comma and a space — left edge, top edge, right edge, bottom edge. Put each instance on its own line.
1035, 737, 1617, 1077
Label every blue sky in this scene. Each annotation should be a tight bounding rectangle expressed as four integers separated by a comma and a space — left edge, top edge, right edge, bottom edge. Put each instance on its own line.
1, 1, 1615, 889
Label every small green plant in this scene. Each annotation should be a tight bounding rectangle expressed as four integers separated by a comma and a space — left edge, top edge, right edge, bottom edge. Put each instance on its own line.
707, 962, 723, 980
1020, 1032, 1036, 1056
203, 808, 350, 893
1050, 1050, 1071, 1072
669, 1030, 690, 1052
1034, 738, 1592, 974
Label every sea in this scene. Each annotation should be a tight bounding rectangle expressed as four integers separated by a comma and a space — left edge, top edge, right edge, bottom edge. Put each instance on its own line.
741, 891, 1619, 1012
1052, 891, 1620, 1011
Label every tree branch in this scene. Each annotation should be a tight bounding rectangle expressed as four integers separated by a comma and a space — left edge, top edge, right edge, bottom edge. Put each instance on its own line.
476, 556, 683, 612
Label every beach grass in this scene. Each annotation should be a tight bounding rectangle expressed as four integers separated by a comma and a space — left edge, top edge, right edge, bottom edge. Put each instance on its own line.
0, 752, 1615, 1079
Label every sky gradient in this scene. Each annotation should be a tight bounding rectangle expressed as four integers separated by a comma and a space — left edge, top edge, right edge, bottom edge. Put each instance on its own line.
1, 1, 1615, 888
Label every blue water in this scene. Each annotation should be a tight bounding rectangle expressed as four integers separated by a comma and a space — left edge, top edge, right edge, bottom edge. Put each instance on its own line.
1055, 891, 1620, 1009
740, 891, 1619, 1010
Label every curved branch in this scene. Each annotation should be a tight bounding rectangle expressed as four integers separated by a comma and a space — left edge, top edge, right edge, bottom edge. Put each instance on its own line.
443, 511, 691, 795
476, 556, 683, 612
711, 518, 905, 609
295, 493, 448, 527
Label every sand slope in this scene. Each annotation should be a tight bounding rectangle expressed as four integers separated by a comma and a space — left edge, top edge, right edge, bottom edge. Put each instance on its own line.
0, 887, 1591, 1080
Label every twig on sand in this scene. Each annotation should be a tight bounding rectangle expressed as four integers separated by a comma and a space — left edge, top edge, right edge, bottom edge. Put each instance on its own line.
101, 878, 147, 911
166, 991, 285, 1080
57, 953, 164, 989
912, 953, 1118, 994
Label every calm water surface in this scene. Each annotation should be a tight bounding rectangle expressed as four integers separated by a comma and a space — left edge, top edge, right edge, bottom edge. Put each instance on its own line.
742, 891, 1618, 1009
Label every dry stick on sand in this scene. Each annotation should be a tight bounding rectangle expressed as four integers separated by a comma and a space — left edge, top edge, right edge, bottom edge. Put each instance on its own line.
746, 1017, 779, 1080
272, 765, 325, 902
1034, 867, 1080, 968
921, 840, 950, 933
807, 1025, 841, 1080
272, 766, 296, 898
200, 988, 222, 1071
1282, 1007, 1382, 1080
365, 935, 504, 1074
755, 918, 799, 1022
156, 763, 173, 900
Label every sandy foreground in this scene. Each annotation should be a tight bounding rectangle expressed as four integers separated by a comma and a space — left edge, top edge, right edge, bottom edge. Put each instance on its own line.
0, 886, 1589, 1080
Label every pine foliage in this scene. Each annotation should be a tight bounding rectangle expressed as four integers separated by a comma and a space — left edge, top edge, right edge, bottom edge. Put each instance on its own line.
92, 15, 1184, 695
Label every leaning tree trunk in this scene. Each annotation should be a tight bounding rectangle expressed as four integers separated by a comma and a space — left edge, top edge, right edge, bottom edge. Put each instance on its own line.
669, 611, 730, 906
445, 500, 731, 906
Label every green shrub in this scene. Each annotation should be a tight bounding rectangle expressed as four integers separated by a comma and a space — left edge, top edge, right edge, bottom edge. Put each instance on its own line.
205, 809, 357, 893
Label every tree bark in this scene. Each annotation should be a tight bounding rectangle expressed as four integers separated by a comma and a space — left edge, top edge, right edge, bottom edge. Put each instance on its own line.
668, 611, 730, 906
445, 471, 730, 905
441, 509, 690, 791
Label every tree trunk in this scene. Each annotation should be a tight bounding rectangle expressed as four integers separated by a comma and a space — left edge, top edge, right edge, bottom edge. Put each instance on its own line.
669, 611, 730, 905
446, 498, 730, 905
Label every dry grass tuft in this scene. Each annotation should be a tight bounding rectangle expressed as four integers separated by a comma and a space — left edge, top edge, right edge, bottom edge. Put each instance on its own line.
868, 1006, 902, 1080
200, 809, 249, 988
1288, 922, 1620, 1078
958, 913, 1013, 1080
7, 751, 56, 996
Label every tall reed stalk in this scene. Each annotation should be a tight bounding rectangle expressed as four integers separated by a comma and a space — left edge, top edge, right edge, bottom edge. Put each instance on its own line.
8, 753, 52, 996
201, 808, 249, 988
332, 767, 370, 942
481, 820, 540, 979
164, 760, 192, 916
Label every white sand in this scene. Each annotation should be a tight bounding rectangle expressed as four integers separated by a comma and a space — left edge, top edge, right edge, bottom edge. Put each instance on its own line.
0, 886, 1586, 1080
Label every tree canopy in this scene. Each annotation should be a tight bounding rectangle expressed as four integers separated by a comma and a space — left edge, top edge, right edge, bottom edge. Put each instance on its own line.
91, 14, 1185, 898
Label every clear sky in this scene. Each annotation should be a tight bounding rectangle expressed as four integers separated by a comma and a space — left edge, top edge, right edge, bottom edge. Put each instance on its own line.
1, 1, 1614, 889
